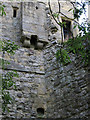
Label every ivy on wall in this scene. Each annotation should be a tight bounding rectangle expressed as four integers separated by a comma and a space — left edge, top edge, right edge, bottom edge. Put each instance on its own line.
0, 3, 6, 16
0, 39, 19, 112
2, 71, 19, 112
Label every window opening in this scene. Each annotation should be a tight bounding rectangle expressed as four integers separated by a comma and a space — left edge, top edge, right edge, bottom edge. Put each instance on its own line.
37, 108, 44, 116
36, 6, 38, 9
13, 7, 18, 18
62, 19, 73, 40
13, 9, 16, 17
13, 9, 17, 17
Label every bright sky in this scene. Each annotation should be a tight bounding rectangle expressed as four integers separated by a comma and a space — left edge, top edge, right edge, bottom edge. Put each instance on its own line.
76, 0, 88, 24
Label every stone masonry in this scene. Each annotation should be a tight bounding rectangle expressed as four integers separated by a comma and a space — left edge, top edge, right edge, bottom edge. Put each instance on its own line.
0, 0, 89, 119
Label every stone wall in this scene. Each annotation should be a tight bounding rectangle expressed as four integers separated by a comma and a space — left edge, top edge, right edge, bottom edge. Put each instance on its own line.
21, 2, 48, 48
22, 2, 48, 41
0, 2, 22, 45
0, 1, 89, 119
44, 41, 89, 119
2, 47, 49, 119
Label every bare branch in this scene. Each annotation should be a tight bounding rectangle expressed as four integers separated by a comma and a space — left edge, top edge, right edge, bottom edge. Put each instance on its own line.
48, 0, 80, 27
58, 0, 61, 13
48, 1, 60, 26
48, 0, 64, 44
48, 0, 85, 37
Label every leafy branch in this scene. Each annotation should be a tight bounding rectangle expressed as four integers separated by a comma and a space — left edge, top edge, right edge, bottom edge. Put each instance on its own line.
0, 37, 19, 113
48, 0, 90, 66
0, 3, 6, 16
56, 33, 90, 66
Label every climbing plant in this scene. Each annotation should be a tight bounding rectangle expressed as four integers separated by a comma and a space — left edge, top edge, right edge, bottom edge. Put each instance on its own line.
0, 39, 19, 112
0, 3, 6, 16
2, 71, 19, 112
0, 4, 19, 112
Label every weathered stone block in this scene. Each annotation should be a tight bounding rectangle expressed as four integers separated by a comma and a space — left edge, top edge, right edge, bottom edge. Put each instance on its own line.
23, 40, 30, 48
37, 42, 44, 49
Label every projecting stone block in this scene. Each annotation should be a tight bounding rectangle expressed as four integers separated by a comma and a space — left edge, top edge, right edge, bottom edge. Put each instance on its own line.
37, 42, 44, 49
23, 40, 30, 48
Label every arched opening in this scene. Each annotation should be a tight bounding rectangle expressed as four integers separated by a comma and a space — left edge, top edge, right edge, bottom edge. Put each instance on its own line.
37, 108, 44, 117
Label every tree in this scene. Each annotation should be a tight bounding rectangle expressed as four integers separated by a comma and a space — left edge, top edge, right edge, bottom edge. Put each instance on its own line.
48, 0, 90, 66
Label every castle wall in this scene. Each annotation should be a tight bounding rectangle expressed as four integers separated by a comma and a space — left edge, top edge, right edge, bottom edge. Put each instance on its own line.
1, 2, 49, 119
44, 41, 89, 119
0, 2, 22, 45
0, 1, 89, 119
2, 48, 48, 119
22, 2, 48, 43
44, 3, 89, 117
47, 0, 78, 42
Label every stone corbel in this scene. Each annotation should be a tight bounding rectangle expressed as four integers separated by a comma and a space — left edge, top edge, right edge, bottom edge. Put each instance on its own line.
37, 42, 44, 49
21, 35, 47, 49
23, 39, 30, 48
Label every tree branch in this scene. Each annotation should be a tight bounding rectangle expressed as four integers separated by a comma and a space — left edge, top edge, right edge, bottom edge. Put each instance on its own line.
58, 0, 61, 13
48, 1, 64, 44
48, 2, 60, 26
48, 0, 86, 39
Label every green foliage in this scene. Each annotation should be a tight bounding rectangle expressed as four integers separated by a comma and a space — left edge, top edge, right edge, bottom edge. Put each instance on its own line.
2, 71, 18, 90
56, 49, 71, 65
1, 40, 19, 55
0, 3, 19, 113
2, 91, 12, 112
0, 3, 6, 16
73, 2, 86, 20
66, 33, 89, 65
59, 22, 66, 28
0, 58, 10, 69
56, 33, 90, 66
53, 13, 59, 18
55, 1, 89, 66
2, 71, 18, 112
0, 39, 19, 112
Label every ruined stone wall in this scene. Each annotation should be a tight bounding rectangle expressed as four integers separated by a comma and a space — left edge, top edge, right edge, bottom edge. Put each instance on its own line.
43, 1, 89, 118
1, 1, 49, 119
0, 0, 89, 119
47, 0, 78, 42
44, 42, 89, 119
2, 48, 48, 119
0, 2, 22, 45
22, 2, 48, 44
